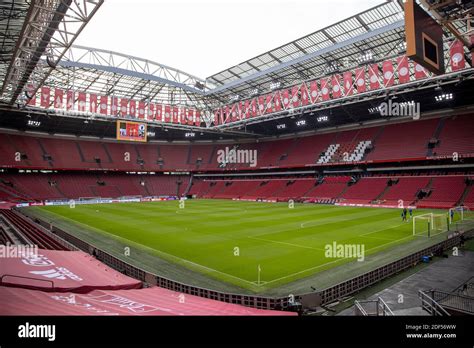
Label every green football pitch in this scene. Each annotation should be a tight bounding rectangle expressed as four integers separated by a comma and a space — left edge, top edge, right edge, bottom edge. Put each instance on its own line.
30, 200, 450, 292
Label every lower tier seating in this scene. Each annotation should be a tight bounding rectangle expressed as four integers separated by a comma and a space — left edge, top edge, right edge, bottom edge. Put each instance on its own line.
0, 210, 68, 250
0, 174, 470, 209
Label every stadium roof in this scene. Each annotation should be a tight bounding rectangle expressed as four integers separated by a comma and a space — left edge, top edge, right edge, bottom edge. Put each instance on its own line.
419, 0, 474, 50
1, 0, 473, 140
205, 1, 406, 100
32, 0, 410, 112
52, 45, 211, 107
0, 0, 103, 105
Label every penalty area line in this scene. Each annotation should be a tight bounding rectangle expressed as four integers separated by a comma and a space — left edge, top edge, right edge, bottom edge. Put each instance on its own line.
264, 233, 415, 285
247, 236, 324, 251
359, 222, 406, 236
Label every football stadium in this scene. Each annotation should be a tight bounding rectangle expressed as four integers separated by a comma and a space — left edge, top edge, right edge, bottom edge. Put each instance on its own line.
0, 0, 474, 339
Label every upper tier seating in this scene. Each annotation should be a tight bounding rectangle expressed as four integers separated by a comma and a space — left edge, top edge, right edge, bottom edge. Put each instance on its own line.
434, 114, 474, 156
283, 132, 335, 167
365, 119, 439, 161
1, 116, 473, 171
188, 144, 215, 170
257, 139, 295, 167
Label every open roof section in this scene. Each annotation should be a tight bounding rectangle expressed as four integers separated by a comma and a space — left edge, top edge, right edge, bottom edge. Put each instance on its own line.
3, 0, 471, 124
47, 45, 213, 111
0, 0, 30, 94
0, 0, 104, 106
205, 0, 405, 100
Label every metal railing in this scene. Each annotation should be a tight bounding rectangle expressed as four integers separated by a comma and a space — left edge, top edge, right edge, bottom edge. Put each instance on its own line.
419, 290, 451, 316
354, 297, 394, 316
429, 289, 474, 315
452, 276, 474, 296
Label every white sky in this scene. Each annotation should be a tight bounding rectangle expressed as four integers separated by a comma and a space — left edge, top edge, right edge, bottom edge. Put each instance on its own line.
76, 0, 383, 79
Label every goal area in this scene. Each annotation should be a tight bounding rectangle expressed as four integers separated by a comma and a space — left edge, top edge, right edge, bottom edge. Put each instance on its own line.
413, 213, 448, 237
449, 206, 473, 224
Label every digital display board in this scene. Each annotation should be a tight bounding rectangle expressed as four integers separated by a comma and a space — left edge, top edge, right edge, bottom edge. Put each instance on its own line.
116, 121, 147, 142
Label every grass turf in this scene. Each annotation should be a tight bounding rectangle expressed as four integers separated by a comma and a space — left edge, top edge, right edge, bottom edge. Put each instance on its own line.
31, 199, 452, 292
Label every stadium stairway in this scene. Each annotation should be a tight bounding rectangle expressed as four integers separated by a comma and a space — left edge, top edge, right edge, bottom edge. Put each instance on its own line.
141, 178, 153, 197
0, 226, 15, 245
206, 181, 228, 198
463, 186, 474, 209
435, 114, 474, 157
0, 220, 27, 245
182, 176, 194, 196
250, 180, 286, 199
0, 183, 32, 202
35, 138, 53, 168
268, 180, 292, 199
0, 133, 31, 167
75, 142, 86, 163
205, 145, 217, 169
305, 176, 351, 200
417, 176, 467, 209
335, 181, 352, 200
379, 177, 430, 206
185, 144, 193, 166
101, 142, 114, 165
457, 181, 472, 206
427, 118, 446, 156
277, 138, 299, 167
372, 179, 390, 202
366, 119, 439, 161
411, 177, 434, 206
338, 177, 389, 203
51, 181, 67, 199
188, 180, 211, 197
133, 144, 145, 171
274, 179, 316, 201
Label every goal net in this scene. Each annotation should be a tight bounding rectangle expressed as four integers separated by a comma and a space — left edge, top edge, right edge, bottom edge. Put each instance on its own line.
449, 206, 473, 224
413, 213, 448, 237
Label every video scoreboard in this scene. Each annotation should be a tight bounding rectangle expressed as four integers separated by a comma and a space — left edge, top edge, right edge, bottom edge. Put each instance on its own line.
116, 121, 147, 142
405, 0, 445, 75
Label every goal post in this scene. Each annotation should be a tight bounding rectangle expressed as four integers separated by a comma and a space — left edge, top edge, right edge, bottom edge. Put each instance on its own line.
413, 213, 432, 237
449, 206, 472, 224
413, 213, 448, 237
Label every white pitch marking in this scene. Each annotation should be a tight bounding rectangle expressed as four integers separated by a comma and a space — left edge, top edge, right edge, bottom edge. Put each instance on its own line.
362, 235, 395, 242
40, 211, 256, 286
251, 281, 268, 286
264, 234, 415, 285
359, 222, 405, 236
248, 236, 324, 251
